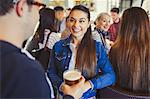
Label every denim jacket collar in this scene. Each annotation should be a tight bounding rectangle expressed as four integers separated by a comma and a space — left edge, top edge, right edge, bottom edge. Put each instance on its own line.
62, 35, 72, 47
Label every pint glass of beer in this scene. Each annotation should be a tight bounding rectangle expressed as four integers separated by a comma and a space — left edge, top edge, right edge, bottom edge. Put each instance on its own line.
63, 69, 82, 86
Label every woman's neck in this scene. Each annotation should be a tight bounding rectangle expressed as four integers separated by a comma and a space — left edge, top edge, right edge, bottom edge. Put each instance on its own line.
71, 36, 81, 46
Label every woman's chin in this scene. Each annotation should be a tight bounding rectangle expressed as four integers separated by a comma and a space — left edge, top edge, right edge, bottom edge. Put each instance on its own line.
72, 34, 84, 41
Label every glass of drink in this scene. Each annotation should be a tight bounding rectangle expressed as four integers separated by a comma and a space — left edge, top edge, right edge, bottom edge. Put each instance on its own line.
63, 69, 82, 86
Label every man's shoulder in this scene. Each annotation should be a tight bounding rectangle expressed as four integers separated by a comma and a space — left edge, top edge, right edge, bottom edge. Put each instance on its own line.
1, 54, 50, 98
1, 41, 43, 74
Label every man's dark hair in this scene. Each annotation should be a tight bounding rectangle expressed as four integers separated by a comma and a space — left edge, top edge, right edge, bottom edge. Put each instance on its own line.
110, 7, 120, 14
0, 0, 33, 15
54, 6, 64, 11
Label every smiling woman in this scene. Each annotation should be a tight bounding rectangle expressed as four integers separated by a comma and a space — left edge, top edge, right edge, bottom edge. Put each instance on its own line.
67, 9, 90, 41
93, 12, 113, 53
47, 5, 115, 99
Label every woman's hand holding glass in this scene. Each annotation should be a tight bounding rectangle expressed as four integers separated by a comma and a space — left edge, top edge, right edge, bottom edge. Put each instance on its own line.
61, 76, 86, 99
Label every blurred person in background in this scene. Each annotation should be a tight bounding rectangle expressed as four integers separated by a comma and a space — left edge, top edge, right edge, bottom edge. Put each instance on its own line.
60, 8, 72, 40
108, 7, 121, 42
47, 5, 115, 99
26, 8, 57, 52
65, 8, 71, 17
54, 6, 66, 33
61, 16, 71, 39
93, 12, 113, 53
109, 7, 150, 97
25, 8, 60, 71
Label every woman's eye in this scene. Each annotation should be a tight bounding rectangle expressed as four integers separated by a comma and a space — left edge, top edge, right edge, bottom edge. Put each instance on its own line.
103, 20, 106, 22
69, 19, 74, 22
79, 20, 85, 23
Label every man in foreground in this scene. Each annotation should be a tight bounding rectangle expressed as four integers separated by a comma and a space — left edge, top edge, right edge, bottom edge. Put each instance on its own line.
0, 0, 85, 98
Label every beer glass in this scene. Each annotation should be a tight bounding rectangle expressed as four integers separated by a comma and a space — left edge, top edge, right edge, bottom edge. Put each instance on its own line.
63, 69, 82, 86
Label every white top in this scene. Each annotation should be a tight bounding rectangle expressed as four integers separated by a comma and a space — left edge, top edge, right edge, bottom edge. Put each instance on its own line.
46, 32, 61, 49
68, 43, 77, 70
39, 31, 61, 49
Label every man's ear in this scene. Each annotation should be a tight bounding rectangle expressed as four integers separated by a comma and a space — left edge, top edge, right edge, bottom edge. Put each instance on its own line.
16, 0, 25, 17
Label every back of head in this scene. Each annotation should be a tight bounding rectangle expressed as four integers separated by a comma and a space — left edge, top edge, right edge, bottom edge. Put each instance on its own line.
0, 0, 39, 46
0, 0, 32, 15
39, 8, 55, 29
110, 7, 150, 95
119, 7, 150, 45
37, 8, 56, 43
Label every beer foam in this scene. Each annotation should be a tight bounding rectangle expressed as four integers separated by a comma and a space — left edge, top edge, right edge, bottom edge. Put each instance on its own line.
63, 70, 81, 81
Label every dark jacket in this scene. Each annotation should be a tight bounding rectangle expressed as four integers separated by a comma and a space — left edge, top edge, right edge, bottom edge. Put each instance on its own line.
0, 41, 51, 98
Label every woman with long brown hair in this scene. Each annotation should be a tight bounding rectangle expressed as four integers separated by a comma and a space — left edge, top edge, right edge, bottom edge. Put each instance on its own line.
109, 7, 150, 96
47, 5, 115, 99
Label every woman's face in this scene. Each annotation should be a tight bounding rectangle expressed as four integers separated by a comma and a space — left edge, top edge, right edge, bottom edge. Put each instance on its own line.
68, 10, 90, 40
96, 15, 112, 32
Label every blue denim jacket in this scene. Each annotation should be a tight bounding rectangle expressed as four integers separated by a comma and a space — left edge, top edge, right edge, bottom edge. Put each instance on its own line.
47, 36, 115, 99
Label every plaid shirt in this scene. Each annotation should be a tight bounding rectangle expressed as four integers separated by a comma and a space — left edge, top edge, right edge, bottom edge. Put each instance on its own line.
108, 20, 120, 42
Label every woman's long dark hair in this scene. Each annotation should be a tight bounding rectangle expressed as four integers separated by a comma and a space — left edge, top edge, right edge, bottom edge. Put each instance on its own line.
35, 8, 57, 43
71, 5, 97, 78
109, 7, 150, 94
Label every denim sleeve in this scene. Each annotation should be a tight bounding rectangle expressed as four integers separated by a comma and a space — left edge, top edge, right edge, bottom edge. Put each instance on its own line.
47, 44, 63, 90
90, 42, 116, 90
